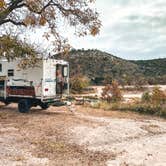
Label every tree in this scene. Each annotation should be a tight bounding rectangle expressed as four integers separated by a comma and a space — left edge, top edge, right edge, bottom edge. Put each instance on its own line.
0, 35, 39, 68
101, 80, 122, 103
0, 0, 101, 54
110, 80, 122, 102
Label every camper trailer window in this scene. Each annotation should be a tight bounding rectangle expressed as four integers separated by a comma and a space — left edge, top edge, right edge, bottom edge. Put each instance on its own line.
63, 66, 68, 77
0, 64, 2, 72
8, 69, 14, 76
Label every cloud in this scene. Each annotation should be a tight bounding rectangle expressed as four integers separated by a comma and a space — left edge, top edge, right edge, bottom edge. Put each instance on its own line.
1, 0, 165, 60
69, 0, 166, 60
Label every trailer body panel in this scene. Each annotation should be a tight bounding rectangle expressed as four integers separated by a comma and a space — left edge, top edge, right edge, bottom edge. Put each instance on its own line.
0, 58, 69, 105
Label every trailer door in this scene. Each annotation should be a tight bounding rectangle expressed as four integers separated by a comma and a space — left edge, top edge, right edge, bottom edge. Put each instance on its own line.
0, 75, 7, 98
43, 60, 56, 97
56, 64, 69, 95
0, 80, 5, 98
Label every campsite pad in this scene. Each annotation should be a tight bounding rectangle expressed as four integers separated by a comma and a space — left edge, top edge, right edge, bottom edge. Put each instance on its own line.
0, 104, 166, 166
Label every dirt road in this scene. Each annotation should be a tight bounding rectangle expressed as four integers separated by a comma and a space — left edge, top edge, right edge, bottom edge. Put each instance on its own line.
0, 104, 166, 166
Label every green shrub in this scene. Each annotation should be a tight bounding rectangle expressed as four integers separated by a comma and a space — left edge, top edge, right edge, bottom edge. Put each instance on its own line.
91, 102, 101, 109
141, 91, 151, 103
70, 75, 89, 93
111, 102, 121, 110
99, 101, 112, 110
151, 87, 166, 105
133, 104, 159, 114
159, 108, 166, 118
91, 101, 111, 110
107, 102, 165, 117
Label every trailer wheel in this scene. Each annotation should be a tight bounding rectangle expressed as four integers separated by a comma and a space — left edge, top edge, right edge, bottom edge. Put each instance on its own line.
18, 99, 30, 113
4, 101, 10, 106
40, 102, 49, 110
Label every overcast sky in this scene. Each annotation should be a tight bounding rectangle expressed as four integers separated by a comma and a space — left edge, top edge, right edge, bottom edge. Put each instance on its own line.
68, 0, 166, 60
5, 0, 165, 60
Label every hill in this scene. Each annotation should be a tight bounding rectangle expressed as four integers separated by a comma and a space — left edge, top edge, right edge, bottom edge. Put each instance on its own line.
55, 49, 166, 85
132, 59, 166, 77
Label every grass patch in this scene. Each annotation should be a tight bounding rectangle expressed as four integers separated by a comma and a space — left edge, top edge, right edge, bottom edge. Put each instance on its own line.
32, 138, 116, 164
117, 103, 166, 118
91, 101, 112, 110
90, 101, 166, 118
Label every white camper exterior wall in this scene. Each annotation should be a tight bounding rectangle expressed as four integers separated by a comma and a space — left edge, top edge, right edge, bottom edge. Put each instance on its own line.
0, 58, 69, 101
0, 59, 43, 97
25, 62, 43, 97
42, 59, 69, 98
43, 59, 56, 98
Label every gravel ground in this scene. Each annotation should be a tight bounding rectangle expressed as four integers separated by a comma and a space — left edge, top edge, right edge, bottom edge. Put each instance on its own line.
70, 111, 166, 166
0, 103, 166, 166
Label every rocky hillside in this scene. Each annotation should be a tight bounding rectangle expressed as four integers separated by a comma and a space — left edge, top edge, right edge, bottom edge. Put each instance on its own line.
55, 49, 166, 85
132, 59, 166, 77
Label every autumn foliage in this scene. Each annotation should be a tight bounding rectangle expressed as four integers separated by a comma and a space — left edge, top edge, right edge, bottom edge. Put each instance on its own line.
102, 80, 122, 103
0, 0, 101, 55
0, 0, 101, 67
0, 35, 38, 69
141, 87, 166, 105
151, 87, 166, 105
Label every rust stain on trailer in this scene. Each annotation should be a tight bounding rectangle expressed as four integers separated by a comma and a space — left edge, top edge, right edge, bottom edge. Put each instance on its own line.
6, 86, 35, 96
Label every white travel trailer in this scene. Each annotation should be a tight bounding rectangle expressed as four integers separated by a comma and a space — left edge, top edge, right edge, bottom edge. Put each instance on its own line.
0, 58, 69, 113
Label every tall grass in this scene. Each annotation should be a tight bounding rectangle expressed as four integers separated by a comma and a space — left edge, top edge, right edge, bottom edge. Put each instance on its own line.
91, 87, 166, 118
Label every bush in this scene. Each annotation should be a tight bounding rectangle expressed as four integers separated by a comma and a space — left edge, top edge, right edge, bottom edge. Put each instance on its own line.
101, 80, 122, 103
89, 100, 166, 118
101, 84, 112, 103
141, 91, 151, 103
99, 101, 112, 110
159, 108, 166, 118
112, 103, 165, 117
133, 104, 159, 114
141, 87, 166, 105
151, 87, 166, 105
90, 101, 118, 111
70, 75, 89, 93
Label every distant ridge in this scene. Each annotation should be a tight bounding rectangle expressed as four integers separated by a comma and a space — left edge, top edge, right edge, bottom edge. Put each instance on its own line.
131, 58, 166, 77
55, 49, 166, 85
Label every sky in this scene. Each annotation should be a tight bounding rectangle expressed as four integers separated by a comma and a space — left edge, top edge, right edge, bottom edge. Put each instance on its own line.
68, 0, 166, 60
1, 0, 166, 60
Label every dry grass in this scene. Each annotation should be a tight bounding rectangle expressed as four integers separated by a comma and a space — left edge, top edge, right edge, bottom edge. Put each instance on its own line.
89, 100, 166, 119
32, 138, 116, 164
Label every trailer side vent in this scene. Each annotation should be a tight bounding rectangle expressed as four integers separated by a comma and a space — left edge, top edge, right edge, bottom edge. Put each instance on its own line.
8, 69, 14, 77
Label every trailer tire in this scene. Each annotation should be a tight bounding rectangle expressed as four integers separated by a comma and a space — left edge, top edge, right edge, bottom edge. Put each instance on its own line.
40, 102, 49, 110
18, 99, 30, 113
4, 101, 10, 106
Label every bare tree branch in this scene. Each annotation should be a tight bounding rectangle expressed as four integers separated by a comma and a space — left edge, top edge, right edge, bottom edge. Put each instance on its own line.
0, 0, 25, 25
0, 0, 101, 56
0, 19, 25, 26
